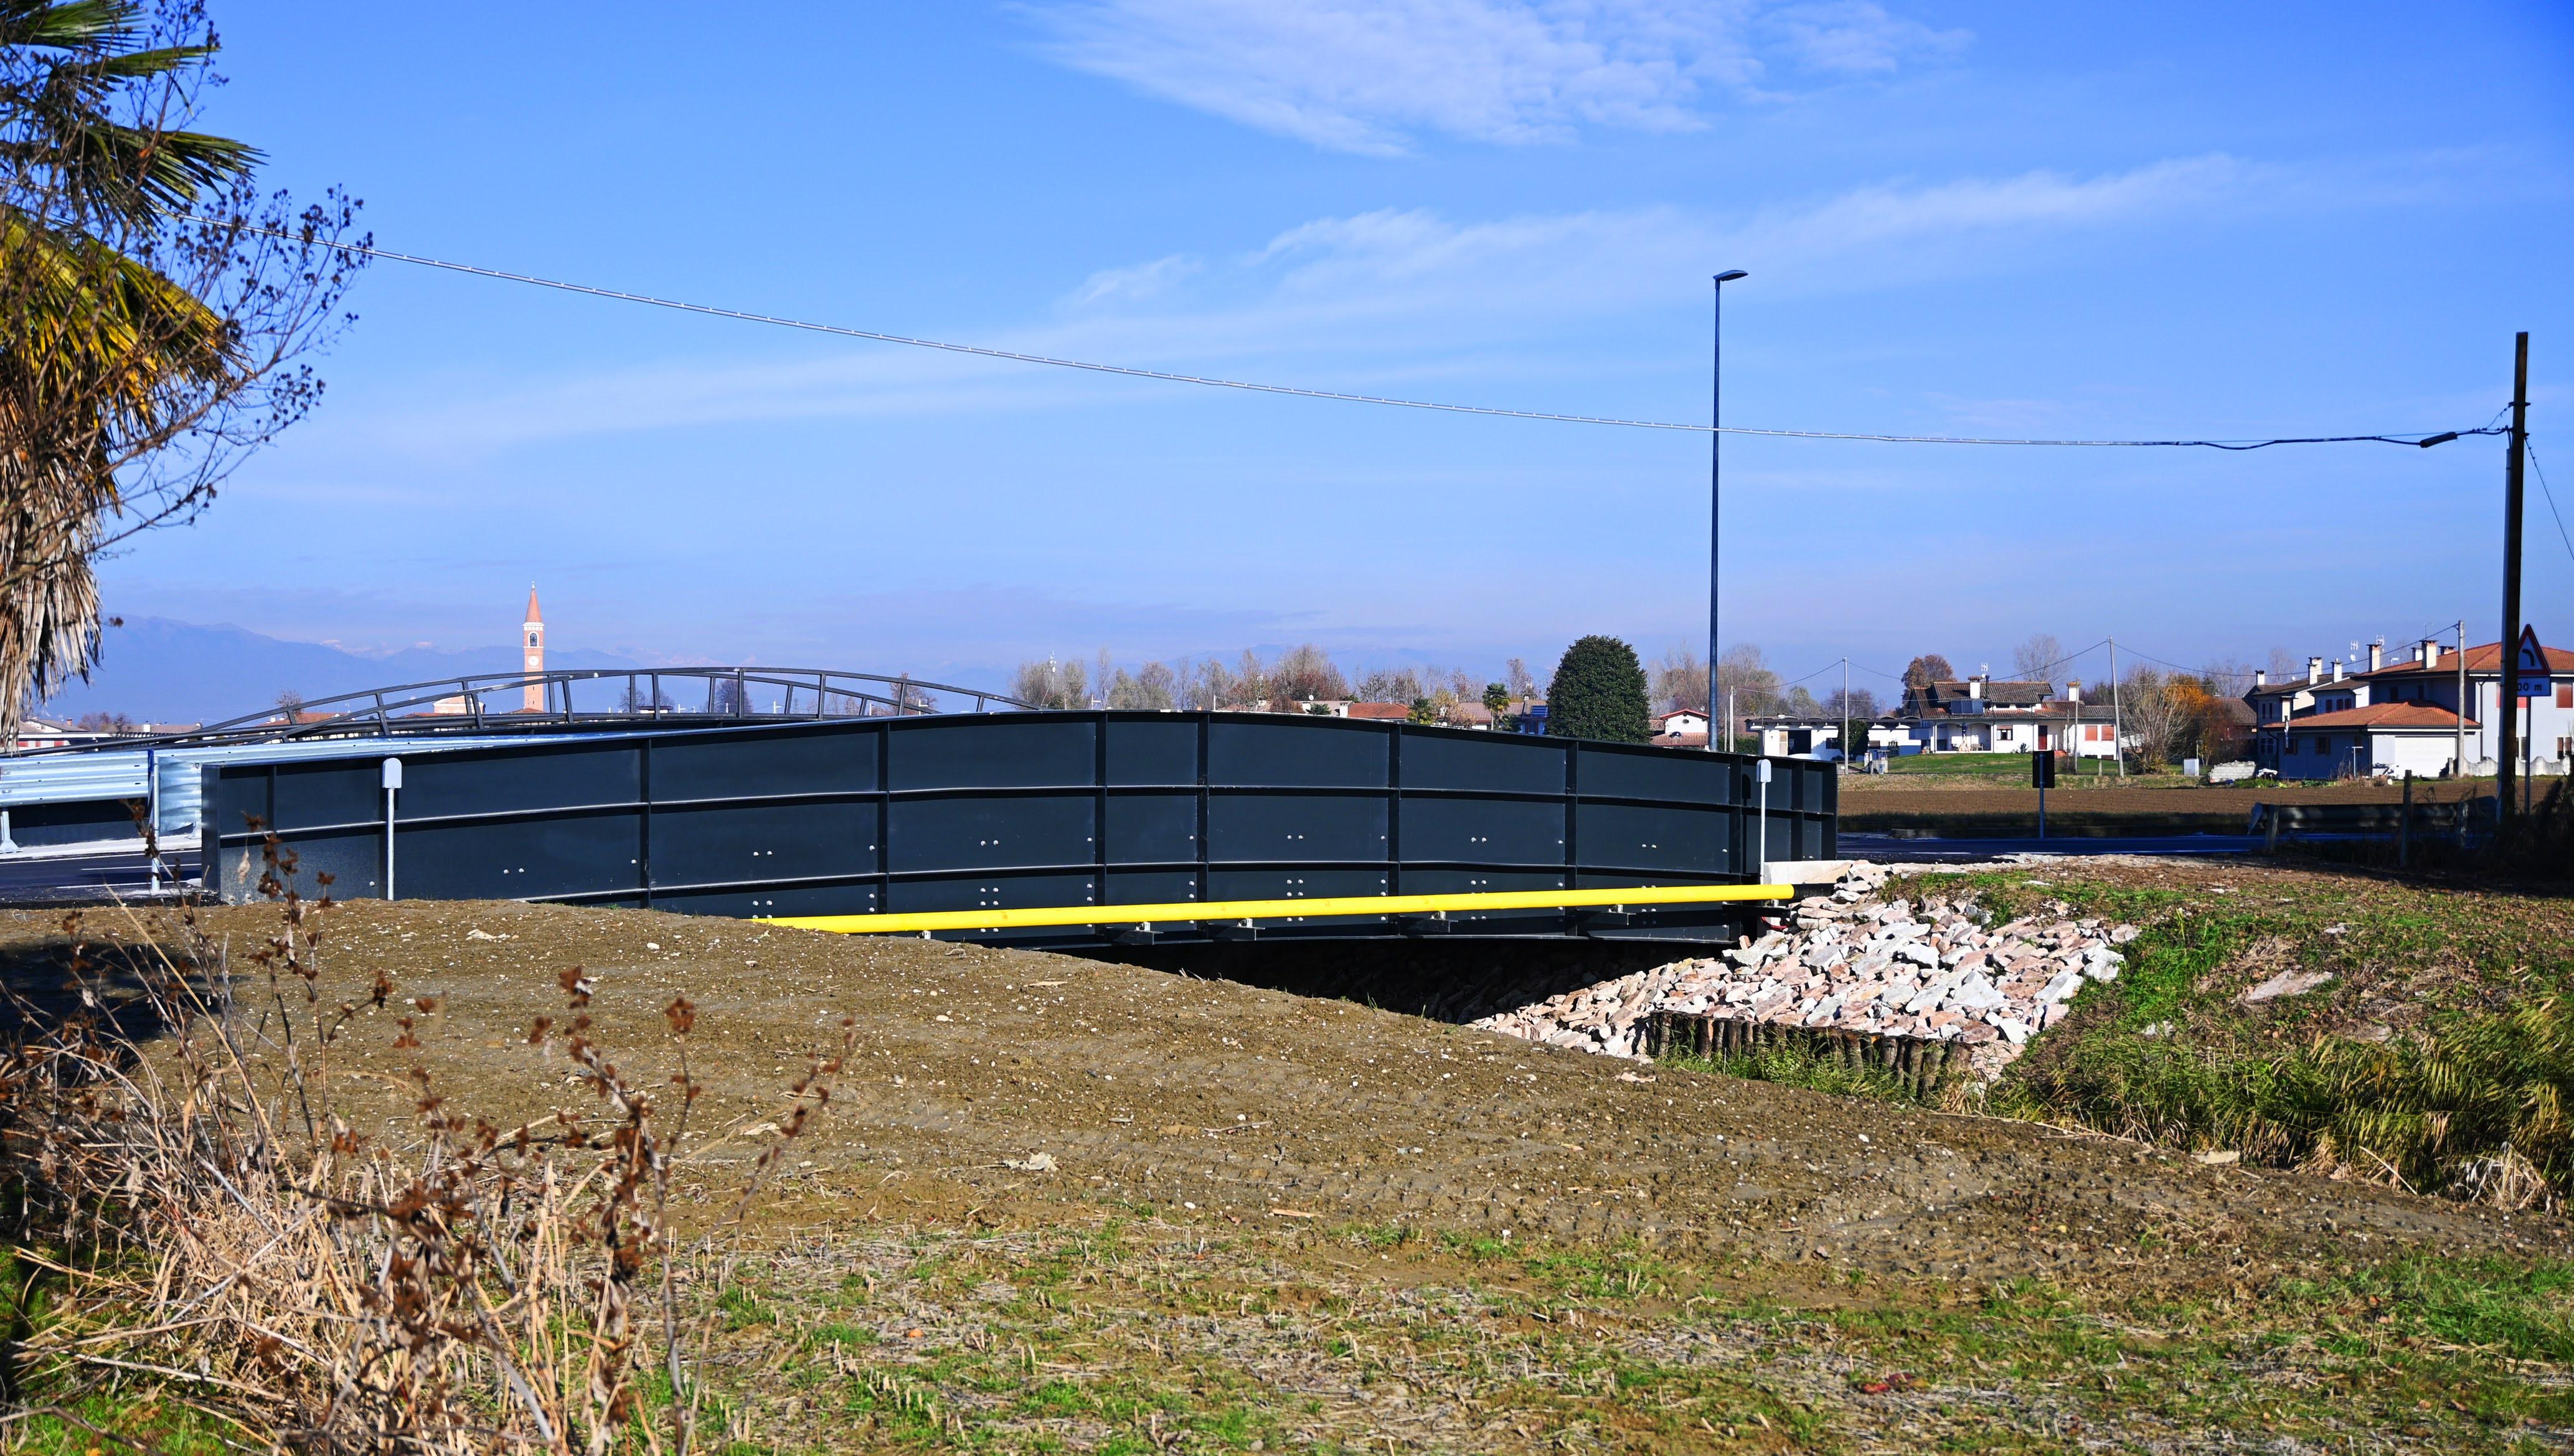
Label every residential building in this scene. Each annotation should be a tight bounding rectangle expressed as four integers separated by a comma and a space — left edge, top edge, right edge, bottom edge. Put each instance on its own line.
1890, 674, 2127, 759
2250, 636, 2573, 779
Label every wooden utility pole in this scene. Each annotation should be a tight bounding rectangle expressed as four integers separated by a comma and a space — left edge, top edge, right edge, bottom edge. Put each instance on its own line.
2500, 332, 2530, 825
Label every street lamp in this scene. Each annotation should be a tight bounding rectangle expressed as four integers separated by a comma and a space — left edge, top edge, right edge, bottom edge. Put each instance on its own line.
1709, 270, 1748, 751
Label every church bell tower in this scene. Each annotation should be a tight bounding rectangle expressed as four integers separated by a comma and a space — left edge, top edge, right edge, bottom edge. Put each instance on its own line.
522, 586, 545, 712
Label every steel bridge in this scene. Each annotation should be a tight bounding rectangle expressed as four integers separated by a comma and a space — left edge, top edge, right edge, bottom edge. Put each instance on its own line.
204, 710, 1834, 949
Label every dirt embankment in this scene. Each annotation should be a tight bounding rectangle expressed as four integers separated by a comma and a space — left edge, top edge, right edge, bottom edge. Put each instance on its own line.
11, 897, 2550, 1294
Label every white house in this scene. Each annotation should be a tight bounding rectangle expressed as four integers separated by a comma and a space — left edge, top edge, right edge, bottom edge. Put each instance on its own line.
2250, 636, 2573, 779
1895, 675, 2127, 759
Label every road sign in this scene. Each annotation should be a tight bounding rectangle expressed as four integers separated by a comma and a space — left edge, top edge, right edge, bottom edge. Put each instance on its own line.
2516, 624, 2553, 697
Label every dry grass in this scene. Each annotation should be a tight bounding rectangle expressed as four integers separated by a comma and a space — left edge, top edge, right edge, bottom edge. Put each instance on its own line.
0, 832, 851, 1454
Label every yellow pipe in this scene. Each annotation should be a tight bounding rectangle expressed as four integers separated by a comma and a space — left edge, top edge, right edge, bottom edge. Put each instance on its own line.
769, 882, 1793, 936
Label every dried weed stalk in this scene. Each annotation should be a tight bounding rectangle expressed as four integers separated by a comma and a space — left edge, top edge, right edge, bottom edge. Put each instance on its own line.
0, 827, 858, 1452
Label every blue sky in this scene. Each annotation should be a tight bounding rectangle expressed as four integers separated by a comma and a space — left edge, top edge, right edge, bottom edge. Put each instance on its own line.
89, 1, 2574, 699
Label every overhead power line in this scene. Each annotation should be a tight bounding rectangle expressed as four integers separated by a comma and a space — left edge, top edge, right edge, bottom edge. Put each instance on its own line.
2530, 441, 2574, 571
214, 216, 2504, 452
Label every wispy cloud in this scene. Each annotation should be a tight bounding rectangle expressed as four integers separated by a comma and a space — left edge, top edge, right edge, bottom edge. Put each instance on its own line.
1069, 252, 1204, 305
1022, 0, 1966, 154
321, 156, 2304, 458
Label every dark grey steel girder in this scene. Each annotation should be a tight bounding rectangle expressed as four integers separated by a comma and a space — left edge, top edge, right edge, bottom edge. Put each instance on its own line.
205, 712, 1834, 947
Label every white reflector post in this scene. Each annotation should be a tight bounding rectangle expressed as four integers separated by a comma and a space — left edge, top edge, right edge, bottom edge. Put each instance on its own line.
381, 758, 403, 899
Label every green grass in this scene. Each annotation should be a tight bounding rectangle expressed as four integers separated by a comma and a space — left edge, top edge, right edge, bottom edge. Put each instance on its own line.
1659, 1038, 1937, 1104
685, 1221, 2574, 1452
1917, 867, 2574, 1199
1882, 751, 2037, 779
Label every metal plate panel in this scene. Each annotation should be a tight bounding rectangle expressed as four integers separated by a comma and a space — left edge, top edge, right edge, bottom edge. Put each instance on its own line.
1105, 792, 1197, 864
1207, 793, 1387, 863
1105, 718, 1199, 786
650, 727, 876, 801
1205, 868, 1393, 928
1398, 796, 1565, 866
272, 759, 381, 832
1575, 744, 1732, 805
260, 827, 380, 899
890, 718, 1092, 790
1208, 718, 1387, 788
887, 794, 1093, 873
1575, 802, 1730, 873
887, 870, 1098, 915
395, 811, 643, 901
651, 881, 880, 919
1103, 870, 1201, 905
648, 801, 878, 888
1400, 730, 1564, 794
404, 743, 640, 819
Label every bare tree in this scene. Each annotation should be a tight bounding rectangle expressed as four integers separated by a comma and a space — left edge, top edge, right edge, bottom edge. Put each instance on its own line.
1270, 643, 1346, 705
1355, 665, 1422, 703
1715, 644, 1780, 718
1820, 687, 1878, 720
1233, 649, 1269, 708
1190, 655, 1237, 709
2011, 634, 2065, 683
2196, 655, 2259, 698
1652, 647, 1707, 715
2, 2, 367, 735
2116, 667, 2192, 771
1010, 657, 1088, 710
2266, 646, 2304, 683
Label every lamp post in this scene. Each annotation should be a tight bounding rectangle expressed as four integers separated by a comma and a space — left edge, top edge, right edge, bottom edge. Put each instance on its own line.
1708, 270, 1748, 750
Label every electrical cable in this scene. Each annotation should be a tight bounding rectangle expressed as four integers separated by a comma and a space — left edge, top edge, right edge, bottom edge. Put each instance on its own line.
205, 215, 2507, 451
2529, 441, 2574, 571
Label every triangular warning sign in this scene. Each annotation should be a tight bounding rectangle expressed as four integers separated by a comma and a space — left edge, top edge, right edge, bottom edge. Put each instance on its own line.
2515, 624, 2551, 695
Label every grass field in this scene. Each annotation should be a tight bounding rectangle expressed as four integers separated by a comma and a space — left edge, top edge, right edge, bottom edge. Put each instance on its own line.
7, 866, 2574, 1452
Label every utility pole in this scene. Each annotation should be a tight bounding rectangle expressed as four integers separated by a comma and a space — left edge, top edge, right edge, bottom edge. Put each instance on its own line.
2500, 332, 2530, 825
1727, 687, 1736, 756
1707, 270, 1748, 750
2454, 620, 2468, 782
2110, 637, 2124, 779
1841, 657, 1850, 768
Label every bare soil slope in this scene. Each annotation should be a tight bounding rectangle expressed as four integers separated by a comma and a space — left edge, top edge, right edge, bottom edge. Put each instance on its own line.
19, 898, 2542, 1285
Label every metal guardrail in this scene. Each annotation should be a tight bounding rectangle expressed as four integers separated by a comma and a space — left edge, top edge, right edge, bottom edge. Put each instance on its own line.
20, 666, 1031, 757
207, 710, 1836, 947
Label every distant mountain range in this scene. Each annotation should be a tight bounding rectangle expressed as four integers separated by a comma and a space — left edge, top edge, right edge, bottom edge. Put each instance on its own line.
37, 618, 644, 726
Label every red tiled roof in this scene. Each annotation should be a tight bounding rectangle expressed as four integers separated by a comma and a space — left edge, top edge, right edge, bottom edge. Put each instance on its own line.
1344, 703, 1410, 720
2291, 703, 2477, 730
2357, 641, 2574, 679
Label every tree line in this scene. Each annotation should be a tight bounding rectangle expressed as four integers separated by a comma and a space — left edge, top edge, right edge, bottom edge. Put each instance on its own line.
1011, 646, 1545, 720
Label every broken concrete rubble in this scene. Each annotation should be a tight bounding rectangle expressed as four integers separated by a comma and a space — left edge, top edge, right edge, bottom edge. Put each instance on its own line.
1471, 862, 2139, 1083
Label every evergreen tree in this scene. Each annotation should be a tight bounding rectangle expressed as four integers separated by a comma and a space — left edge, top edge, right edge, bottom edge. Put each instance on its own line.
1547, 636, 1650, 743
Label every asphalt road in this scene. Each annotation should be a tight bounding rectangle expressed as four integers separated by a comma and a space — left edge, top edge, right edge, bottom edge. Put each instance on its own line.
0, 847, 196, 904
1839, 832, 2260, 861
